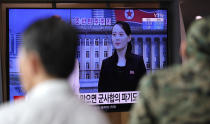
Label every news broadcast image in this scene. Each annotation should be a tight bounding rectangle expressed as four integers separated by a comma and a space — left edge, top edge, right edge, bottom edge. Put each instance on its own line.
8, 9, 167, 111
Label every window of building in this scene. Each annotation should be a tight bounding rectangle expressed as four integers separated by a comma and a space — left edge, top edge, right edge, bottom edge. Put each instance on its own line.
94, 38, 99, 46
86, 62, 90, 69
85, 38, 90, 46
131, 37, 135, 53
162, 37, 167, 42
86, 73, 90, 79
137, 37, 143, 56
131, 37, 135, 42
76, 51, 80, 58
138, 37, 143, 42
146, 37, 151, 42
137, 37, 143, 47
95, 51, 99, 58
146, 38, 151, 52
103, 38, 108, 46
79, 71, 82, 79
81, 39, 85, 45
78, 39, 81, 46
94, 73, 99, 79
137, 37, 143, 43
86, 51, 89, 58
95, 62, 99, 69
154, 37, 160, 42
104, 51, 108, 57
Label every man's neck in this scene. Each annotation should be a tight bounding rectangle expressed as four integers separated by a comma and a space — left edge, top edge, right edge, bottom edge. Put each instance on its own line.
27, 74, 56, 92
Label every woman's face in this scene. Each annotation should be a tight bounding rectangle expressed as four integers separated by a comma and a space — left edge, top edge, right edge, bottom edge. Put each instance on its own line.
112, 24, 131, 50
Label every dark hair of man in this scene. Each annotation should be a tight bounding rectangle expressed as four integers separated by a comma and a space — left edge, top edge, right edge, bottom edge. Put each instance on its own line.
112, 21, 133, 64
23, 16, 78, 78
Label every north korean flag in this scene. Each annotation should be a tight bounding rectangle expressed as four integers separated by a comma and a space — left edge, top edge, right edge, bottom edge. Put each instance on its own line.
115, 9, 156, 24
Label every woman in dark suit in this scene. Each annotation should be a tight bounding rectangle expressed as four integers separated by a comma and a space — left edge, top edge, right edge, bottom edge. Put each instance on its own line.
98, 21, 146, 92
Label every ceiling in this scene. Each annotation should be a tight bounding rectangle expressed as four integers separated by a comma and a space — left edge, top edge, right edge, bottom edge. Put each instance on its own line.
180, 0, 210, 31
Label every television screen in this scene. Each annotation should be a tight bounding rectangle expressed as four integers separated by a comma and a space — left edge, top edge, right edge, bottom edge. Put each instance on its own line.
8, 8, 167, 111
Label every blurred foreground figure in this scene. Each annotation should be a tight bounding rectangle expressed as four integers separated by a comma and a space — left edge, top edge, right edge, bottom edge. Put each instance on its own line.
129, 17, 210, 124
68, 59, 80, 94
0, 17, 109, 124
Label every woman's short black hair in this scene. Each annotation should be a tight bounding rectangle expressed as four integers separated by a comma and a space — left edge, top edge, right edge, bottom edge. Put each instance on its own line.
23, 16, 78, 78
114, 21, 131, 36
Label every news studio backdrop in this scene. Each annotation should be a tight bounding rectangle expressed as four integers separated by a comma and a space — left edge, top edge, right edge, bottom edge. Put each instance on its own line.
8, 8, 167, 111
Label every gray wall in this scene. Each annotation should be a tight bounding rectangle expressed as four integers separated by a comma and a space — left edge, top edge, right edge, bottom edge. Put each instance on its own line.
0, 51, 2, 104
0, 2, 3, 103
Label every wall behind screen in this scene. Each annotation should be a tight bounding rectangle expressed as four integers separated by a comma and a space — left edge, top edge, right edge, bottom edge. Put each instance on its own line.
0, 51, 2, 104
0, 2, 3, 104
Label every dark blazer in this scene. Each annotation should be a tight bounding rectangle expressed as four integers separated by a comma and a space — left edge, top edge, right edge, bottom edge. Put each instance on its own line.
98, 53, 146, 92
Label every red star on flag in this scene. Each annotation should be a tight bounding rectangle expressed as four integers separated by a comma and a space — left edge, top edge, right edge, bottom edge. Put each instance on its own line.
127, 10, 132, 17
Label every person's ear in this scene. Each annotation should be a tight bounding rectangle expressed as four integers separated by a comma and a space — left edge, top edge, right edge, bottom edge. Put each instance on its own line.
18, 50, 39, 92
28, 52, 42, 75
180, 40, 187, 62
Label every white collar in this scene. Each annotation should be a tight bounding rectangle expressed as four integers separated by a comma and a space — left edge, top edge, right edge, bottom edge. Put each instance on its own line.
25, 79, 72, 100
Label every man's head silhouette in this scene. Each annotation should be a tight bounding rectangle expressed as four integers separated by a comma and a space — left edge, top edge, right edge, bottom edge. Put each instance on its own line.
19, 16, 78, 92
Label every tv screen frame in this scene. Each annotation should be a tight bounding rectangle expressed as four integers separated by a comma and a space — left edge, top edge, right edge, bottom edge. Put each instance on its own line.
1, 2, 172, 112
